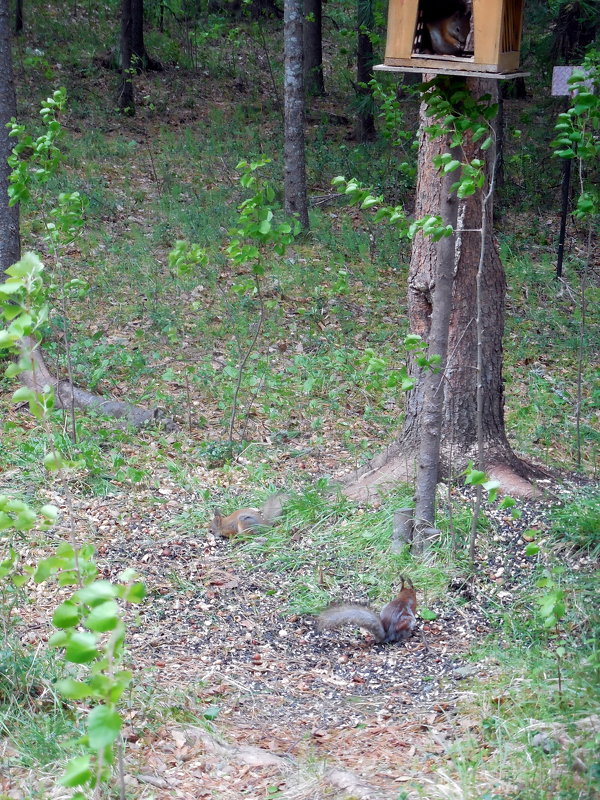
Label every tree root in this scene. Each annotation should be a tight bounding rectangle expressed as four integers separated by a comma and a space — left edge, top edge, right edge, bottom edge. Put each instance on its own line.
340, 444, 550, 503
18, 337, 177, 431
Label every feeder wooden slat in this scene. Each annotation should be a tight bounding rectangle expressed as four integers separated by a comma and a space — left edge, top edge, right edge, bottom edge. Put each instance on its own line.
383, 0, 524, 75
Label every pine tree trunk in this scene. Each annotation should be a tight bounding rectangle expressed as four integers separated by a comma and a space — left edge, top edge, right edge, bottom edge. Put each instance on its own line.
303, 0, 324, 97
342, 78, 547, 502
284, 0, 309, 230
0, 0, 20, 272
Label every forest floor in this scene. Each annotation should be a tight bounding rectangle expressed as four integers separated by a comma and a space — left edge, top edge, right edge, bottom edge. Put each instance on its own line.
2, 403, 596, 799
2, 15, 600, 799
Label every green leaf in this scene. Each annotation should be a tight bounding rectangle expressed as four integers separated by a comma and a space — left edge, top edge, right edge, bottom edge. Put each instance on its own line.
65, 632, 99, 663
39, 504, 59, 522
44, 451, 64, 471
360, 195, 381, 209
87, 705, 122, 750
443, 159, 461, 173
524, 543, 540, 556
56, 678, 92, 699
203, 705, 220, 720
14, 508, 37, 530
124, 581, 146, 603
0, 511, 11, 530
59, 755, 92, 788
420, 608, 437, 621
12, 386, 36, 404
53, 600, 81, 628
85, 600, 120, 632
465, 469, 487, 485
48, 629, 68, 647
76, 580, 119, 605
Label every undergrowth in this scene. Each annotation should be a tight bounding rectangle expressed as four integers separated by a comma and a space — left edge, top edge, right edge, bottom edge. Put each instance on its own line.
1, 0, 598, 797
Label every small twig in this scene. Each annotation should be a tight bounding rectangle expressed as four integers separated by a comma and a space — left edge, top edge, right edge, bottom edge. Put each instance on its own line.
238, 368, 268, 444
117, 738, 126, 800
228, 275, 265, 444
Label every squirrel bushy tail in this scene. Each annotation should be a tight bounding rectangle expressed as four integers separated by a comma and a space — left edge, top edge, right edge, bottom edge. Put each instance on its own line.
260, 492, 288, 524
317, 575, 417, 645
209, 492, 289, 538
317, 604, 386, 642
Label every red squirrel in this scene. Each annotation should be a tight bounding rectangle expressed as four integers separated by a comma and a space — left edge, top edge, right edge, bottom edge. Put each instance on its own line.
422, 0, 471, 56
317, 576, 417, 644
209, 493, 287, 538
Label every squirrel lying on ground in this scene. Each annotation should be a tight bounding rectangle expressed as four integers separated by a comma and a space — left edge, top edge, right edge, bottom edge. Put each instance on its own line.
422, 0, 471, 56
317, 576, 417, 644
209, 492, 288, 538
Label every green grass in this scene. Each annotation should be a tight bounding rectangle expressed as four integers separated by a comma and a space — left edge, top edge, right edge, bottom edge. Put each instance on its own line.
1, 1, 599, 795
0, 643, 80, 768
549, 488, 600, 555
442, 564, 600, 800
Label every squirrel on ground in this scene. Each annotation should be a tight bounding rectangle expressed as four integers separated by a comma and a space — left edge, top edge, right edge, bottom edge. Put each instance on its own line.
209, 492, 288, 538
317, 576, 417, 644
421, 0, 471, 56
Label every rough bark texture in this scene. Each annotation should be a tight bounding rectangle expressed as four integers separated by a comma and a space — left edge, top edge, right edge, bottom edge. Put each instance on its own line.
342, 78, 548, 502
353, 0, 376, 142
303, 0, 324, 96
0, 0, 20, 272
118, 0, 135, 114
284, 0, 309, 230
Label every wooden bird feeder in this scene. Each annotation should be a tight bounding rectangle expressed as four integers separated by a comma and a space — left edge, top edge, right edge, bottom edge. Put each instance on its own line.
377, 0, 526, 77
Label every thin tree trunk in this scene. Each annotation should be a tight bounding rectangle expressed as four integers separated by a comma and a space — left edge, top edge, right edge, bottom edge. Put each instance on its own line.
118, 0, 135, 115
412, 142, 460, 552
0, 0, 20, 272
131, 0, 162, 71
14, 0, 23, 34
303, 0, 324, 97
354, 0, 376, 142
284, 0, 309, 230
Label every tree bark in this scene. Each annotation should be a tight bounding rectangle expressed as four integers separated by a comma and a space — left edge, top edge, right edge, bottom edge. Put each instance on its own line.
303, 0, 324, 97
412, 142, 460, 551
284, 0, 309, 230
118, 0, 135, 115
0, 0, 20, 272
354, 0, 376, 142
131, 0, 162, 71
14, 0, 23, 34
342, 78, 548, 502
